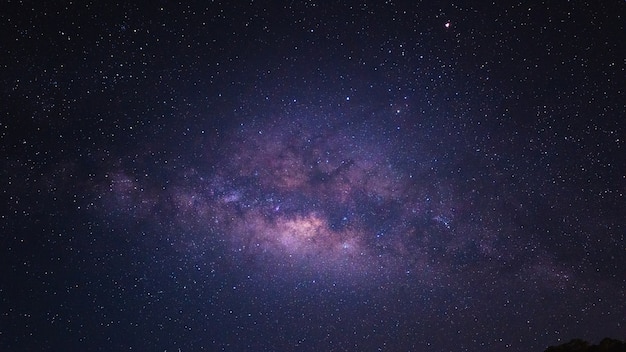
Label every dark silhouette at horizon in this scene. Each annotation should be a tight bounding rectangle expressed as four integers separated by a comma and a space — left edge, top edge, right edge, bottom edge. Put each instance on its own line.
545, 338, 625, 352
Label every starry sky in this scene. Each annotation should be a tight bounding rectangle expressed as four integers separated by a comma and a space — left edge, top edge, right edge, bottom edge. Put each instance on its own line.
1, 1, 625, 351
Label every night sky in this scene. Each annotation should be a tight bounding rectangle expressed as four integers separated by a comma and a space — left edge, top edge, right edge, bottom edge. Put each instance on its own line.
1, 1, 625, 351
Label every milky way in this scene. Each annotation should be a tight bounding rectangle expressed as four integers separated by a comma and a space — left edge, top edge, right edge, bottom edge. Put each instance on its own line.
99, 110, 575, 292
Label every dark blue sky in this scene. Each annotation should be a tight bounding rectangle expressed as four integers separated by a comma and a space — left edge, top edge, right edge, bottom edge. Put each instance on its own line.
1, 1, 624, 351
